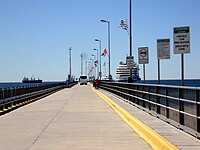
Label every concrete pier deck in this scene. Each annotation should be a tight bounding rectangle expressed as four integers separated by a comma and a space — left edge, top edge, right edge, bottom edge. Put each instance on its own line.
0, 84, 200, 150
0, 85, 151, 150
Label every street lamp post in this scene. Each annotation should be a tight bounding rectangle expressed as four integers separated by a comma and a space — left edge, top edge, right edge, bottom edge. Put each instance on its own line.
85, 61, 87, 76
101, 19, 111, 81
91, 54, 96, 60
93, 48, 99, 79
80, 54, 83, 75
89, 59, 93, 78
129, 0, 133, 83
69, 47, 72, 80
95, 39, 102, 80
91, 54, 96, 78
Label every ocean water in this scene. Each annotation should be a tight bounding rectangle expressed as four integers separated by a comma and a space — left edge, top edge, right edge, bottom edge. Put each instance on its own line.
137, 79, 200, 87
0, 82, 64, 89
1, 79, 200, 89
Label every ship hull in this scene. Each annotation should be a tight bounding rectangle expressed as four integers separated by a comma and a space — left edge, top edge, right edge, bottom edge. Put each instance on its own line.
22, 80, 42, 83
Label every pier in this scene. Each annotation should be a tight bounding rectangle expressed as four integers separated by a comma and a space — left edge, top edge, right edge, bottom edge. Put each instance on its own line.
0, 84, 200, 150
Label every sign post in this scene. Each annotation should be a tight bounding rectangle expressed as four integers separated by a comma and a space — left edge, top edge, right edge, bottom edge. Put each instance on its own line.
138, 47, 149, 83
157, 39, 170, 84
174, 26, 190, 86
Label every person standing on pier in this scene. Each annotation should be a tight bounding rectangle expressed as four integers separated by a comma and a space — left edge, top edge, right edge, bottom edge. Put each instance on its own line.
95, 79, 99, 89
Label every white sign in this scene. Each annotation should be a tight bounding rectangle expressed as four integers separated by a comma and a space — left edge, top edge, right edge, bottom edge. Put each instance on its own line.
157, 39, 170, 59
126, 56, 134, 69
174, 26, 190, 54
138, 47, 149, 64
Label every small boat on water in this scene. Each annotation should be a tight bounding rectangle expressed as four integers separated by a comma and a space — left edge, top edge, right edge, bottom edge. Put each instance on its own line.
22, 76, 42, 83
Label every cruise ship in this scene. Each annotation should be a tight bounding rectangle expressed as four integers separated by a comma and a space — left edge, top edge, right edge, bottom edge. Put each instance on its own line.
116, 60, 140, 82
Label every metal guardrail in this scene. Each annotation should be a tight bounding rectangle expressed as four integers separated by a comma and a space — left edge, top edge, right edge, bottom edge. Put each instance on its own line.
0, 82, 77, 114
0, 82, 65, 100
99, 81, 200, 139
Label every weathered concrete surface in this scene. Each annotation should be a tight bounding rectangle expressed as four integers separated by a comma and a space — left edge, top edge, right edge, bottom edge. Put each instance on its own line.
0, 85, 151, 150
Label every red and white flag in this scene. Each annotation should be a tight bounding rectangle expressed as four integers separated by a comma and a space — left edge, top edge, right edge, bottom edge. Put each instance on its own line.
101, 49, 107, 56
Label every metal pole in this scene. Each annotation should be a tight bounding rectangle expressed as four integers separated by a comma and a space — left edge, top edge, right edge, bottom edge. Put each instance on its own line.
95, 39, 102, 79
181, 54, 184, 86
143, 64, 145, 84
108, 22, 111, 80
96, 49, 99, 79
100, 20, 111, 80
99, 40, 102, 80
105, 62, 106, 77
85, 61, 87, 75
81, 54, 83, 75
91, 55, 96, 78
88, 63, 90, 77
158, 59, 160, 84
129, 0, 133, 83
69, 47, 72, 77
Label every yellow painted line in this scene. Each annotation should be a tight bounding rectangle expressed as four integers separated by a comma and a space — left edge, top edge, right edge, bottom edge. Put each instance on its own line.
93, 88, 179, 150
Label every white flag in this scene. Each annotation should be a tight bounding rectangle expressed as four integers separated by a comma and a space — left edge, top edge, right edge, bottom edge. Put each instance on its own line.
120, 19, 128, 30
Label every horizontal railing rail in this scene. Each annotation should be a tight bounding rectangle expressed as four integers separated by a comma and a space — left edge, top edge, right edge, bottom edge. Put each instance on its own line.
0, 82, 67, 100
99, 81, 200, 139
0, 82, 77, 114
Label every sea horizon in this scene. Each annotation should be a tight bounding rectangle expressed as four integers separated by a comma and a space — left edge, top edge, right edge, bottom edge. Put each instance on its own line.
1, 79, 200, 88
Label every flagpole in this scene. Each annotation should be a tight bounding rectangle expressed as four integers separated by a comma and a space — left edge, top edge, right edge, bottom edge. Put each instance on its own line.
108, 21, 111, 81
93, 48, 99, 79
101, 19, 111, 81
105, 62, 106, 77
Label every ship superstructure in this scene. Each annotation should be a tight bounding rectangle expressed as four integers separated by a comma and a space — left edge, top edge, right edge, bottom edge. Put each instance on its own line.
116, 60, 140, 82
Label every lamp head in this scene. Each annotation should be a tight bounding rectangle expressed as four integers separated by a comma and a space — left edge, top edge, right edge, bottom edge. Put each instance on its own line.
101, 19, 107, 23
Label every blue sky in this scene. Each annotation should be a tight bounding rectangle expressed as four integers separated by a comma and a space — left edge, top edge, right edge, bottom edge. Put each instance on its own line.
0, 0, 200, 82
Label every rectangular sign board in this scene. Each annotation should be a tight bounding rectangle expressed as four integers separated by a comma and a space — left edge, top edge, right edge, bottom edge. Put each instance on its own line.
174, 26, 190, 54
138, 47, 149, 64
157, 39, 170, 59
126, 56, 134, 69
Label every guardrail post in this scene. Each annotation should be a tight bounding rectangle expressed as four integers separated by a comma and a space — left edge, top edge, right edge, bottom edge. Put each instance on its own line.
156, 86, 160, 115
179, 88, 184, 128
148, 86, 151, 111
2, 89, 4, 100
132, 84, 135, 103
124, 84, 126, 100
0, 89, 1, 100
0, 104, 3, 112
197, 89, 200, 135
10, 88, 13, 97
135, 85, 138, 105
166, 87, 169, 119
142, 85, 145, 108
130, 84, 133, 102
